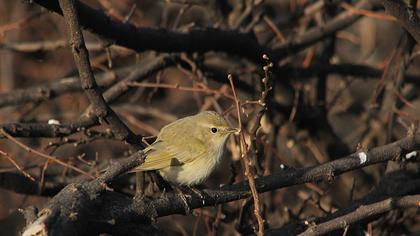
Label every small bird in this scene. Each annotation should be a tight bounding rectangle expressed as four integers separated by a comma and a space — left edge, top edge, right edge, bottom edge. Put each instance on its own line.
131, 111, 237, 186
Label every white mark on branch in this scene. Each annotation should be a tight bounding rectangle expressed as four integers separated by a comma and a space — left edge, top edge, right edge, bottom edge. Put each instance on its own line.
47, 119, 61, 125
405, 151, 417, 160
358, 152, 368, 164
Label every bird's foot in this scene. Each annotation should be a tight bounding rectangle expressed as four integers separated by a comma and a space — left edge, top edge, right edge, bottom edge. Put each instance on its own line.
189, 187, 205, 200
179, 186, 207, 205
174, 187, 192, 214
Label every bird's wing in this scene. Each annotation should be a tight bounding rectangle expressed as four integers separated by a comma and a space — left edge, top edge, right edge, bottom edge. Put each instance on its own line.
133, 137, 207, 171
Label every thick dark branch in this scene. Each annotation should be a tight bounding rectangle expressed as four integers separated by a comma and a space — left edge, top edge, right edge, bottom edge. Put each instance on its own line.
298, 194, 420, 236
32, 0, 267, 63
22, 129, 420, 235
134, 129, 420, 218
30, 0, 378, 63
22, 150, 146, 236
268, 170, 420, 235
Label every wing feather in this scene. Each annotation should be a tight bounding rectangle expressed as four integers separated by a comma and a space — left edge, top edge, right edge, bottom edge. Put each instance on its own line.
133, 137, 207, 171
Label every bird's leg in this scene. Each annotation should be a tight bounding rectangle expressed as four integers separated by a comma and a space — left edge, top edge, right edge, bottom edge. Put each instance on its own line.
150, 171, 173, 192
146, 172, 194, 214
159, 187, 167, 198
134, 172, 145, 199
154, 183, 192, 214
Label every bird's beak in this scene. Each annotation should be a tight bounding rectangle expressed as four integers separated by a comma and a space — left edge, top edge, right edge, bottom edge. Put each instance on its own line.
226, 127, 239, 134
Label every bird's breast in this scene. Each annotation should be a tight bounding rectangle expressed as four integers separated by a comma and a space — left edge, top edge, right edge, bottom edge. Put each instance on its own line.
159, 142, 226, 186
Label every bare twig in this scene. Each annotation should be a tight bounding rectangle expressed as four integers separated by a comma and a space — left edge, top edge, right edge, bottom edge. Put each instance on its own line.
0, 11, 45, 36
227, 54, 274, 235
0, 149, 35, 181
1, 128, 94, 178
229, 73, 265, 234
340, 2, 396, 21
128, 81, 235, 100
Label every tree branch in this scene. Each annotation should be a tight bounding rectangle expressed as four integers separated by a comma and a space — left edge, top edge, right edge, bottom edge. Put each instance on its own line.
298, 194, 420, 236
58, 0, 141, 148
0, 55, 171, 138
22, 150, 146, 236
267, 170, 420, 235
29, 0, 379, 63
21, 128, 420, 235
0, 67, 130, 108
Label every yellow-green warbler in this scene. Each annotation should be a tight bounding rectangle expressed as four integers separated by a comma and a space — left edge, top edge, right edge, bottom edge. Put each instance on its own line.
131, 111, 237, 186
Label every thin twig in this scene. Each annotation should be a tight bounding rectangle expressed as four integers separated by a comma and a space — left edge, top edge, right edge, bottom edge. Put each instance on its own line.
339, 2, 396, 21
128, 81, 235, 100
263, 15, 286, 43
0, 149, 35, 181
228, 70, 266, 235
0, 128, 94, 179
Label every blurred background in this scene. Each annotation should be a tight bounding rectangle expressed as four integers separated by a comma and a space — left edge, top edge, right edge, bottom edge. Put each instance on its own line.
0, 0, 420, 235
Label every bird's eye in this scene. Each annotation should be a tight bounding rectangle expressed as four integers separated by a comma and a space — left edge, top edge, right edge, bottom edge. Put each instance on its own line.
211, 127, 218, 133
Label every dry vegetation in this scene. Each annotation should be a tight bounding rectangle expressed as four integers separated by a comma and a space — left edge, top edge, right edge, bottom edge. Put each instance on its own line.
0, 0, 420, 235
